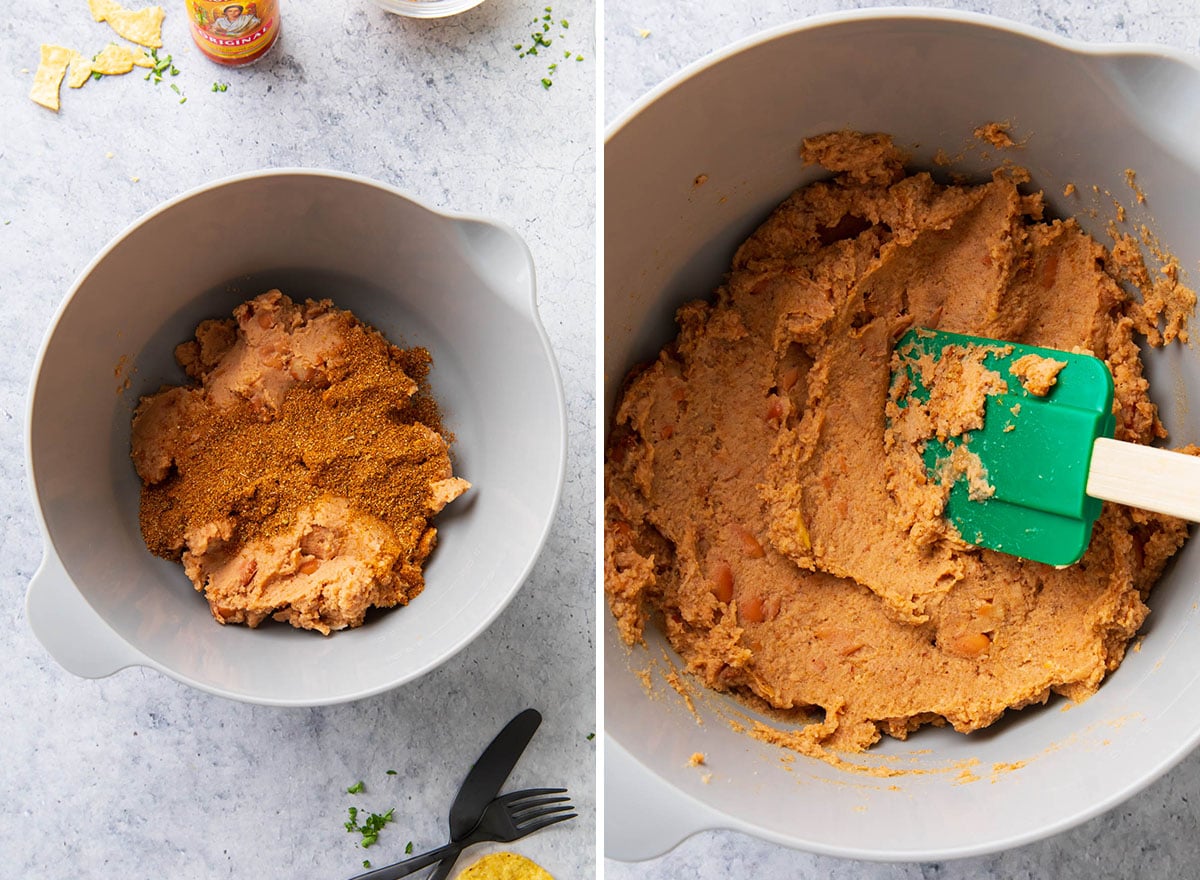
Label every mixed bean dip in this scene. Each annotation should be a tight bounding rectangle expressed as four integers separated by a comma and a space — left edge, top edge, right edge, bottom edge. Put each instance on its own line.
604, 131, 1195, 759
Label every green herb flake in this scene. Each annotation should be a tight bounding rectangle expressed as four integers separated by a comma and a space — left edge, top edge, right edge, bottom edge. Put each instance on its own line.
386, 770, 397, 776
347, 780, 365, 794
362, 860, 371, 869
91, 71, 103, 80
576, 54, 584, 61
541, 78, 553, 89
561, 19, 569, 27
587, 732, 596, 740
345, 806, 395, 849
405, 841, 414, 854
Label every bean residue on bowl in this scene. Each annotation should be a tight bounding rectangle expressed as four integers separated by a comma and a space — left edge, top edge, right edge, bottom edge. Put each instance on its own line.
131, 290, 470, 634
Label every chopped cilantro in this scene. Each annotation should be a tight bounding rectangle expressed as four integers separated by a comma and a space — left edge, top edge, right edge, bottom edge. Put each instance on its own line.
211, 82, 229, 92
386, 770, 397, 776
347, 780, 365, 794
405, 841, 414, 854
587, 732, 596, 740
514, 5, 583, 89
91, 71, 103, 80
345, 805, 395, 848
362, 860, 371, 869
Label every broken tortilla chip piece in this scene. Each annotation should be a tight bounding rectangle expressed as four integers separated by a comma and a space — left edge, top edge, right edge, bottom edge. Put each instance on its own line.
91, 42, 154, 74
88, 0, 122, 20
88, 0, 164, 48
67, 50, 93, 89
30, 44, 73, 111
106, 6, 164, 47
458, 853, 553, 880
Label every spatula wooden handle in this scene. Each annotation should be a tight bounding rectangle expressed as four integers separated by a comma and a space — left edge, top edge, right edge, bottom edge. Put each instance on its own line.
1086, 437, 1200, 522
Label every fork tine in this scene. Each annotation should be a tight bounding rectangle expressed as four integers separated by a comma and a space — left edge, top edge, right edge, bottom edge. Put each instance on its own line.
513, 811, 577, 837
508, 795, 570, 812
513, 803, 574, 823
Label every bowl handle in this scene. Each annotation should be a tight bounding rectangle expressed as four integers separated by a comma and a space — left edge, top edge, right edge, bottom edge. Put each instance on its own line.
25, 550, 148, 678
604, 736, 725, 861
455, 218, 539, 317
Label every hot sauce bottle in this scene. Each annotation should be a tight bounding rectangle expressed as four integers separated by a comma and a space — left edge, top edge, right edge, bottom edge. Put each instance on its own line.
188, 0, 280, 66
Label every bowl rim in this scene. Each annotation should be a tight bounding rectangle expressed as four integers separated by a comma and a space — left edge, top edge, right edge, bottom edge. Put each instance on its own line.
605, 6, 1200, 143
25, 167, 568, 707
603, 7, 1200, 861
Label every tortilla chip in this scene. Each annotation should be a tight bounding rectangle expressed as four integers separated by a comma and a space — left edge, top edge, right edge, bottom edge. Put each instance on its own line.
104, 5, 164, 48
88, 0, 164, 48
66, 50, 93, 89
458, 853, 554, 880
91, 42, 153, 74
30, 44, 72, 111
88, 0, 122, 21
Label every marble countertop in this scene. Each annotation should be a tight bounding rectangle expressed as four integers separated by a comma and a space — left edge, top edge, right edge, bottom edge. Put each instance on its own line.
1, 1, 594, 878
603, 1, 1200, 878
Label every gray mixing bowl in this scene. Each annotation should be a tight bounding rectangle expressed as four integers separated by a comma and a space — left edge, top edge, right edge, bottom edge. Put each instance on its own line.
605, 9, 1200, 862
27, 170, 566, 706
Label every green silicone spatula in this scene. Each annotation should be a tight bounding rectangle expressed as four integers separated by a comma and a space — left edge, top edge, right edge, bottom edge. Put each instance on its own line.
890, 327, 1200, 566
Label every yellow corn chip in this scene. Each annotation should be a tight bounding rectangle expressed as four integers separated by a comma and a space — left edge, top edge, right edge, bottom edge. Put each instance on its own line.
66, 50, 93, 89
91, 42, 153, 74
458, 853, 554, 880
104, 5, 164, 48
30, 44, 72, 111
88, 0, 121, 21
88, 0, 164, 48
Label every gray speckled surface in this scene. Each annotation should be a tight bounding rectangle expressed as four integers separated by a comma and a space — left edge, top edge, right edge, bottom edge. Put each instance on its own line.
603, 1, 1200, 877
1, 1, 594, 878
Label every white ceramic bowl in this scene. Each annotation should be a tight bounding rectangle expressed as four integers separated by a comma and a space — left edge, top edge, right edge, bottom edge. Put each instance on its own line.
26, 169, 565, 706
605, 10, 1200, 862
370, 0, 485, 19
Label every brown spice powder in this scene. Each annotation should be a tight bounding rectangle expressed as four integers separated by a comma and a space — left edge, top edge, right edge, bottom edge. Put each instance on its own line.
139, 311, 450, 559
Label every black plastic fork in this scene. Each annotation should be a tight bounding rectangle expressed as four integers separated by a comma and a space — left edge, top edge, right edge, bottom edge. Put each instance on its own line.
349, 788, 576, 880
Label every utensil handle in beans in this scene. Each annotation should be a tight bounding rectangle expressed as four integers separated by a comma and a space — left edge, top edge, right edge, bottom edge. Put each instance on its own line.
1086, 437, 1200, 521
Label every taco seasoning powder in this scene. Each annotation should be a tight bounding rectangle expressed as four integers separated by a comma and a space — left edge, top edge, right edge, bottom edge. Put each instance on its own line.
188, 0, 280, 66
